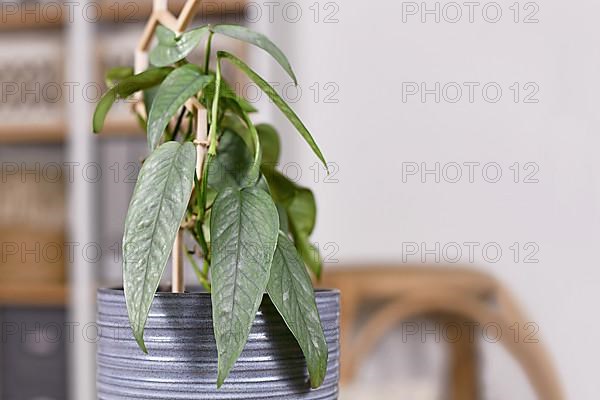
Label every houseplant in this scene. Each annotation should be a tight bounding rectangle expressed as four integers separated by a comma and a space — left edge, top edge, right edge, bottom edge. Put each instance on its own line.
92, 6, 339, 399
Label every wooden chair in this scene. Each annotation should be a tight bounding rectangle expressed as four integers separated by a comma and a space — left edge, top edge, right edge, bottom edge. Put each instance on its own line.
319, 266, 564, 400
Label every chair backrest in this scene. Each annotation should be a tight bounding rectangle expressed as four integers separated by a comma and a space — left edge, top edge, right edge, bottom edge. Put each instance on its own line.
320, 266, 564, 400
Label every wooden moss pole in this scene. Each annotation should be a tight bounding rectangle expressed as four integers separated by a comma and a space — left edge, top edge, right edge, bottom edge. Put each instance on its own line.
134, 0, 205, 293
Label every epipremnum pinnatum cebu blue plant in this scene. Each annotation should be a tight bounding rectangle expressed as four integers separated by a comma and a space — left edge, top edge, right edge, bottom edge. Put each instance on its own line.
93, 24, 329, 388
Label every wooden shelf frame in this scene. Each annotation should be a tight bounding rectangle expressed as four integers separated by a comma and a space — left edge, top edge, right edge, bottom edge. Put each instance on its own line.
0, 119, 147, 144
0, 1, 249, 396
0, 0, 247, 31
0, 284, 68, 306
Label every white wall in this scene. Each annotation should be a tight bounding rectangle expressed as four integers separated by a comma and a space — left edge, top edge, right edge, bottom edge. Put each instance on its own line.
261, 0, 600, 398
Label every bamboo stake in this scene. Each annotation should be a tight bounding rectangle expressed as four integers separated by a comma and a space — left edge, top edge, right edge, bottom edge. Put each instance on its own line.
195, 108, 209, 176
136, 15, 158, 54
172, 228, 185, 292
135, 0, 205, 294
176, 0, 202, 32
154, 0, 168, 11
156, 10, 181, 33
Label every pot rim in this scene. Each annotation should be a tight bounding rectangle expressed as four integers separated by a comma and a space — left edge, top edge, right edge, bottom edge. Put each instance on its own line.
98, 287, 340, 297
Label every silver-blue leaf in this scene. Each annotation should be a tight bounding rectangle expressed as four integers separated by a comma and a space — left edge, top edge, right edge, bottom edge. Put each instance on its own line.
147, 64, 213, 149
210, 186, 279, 387
267, 233, 328, 388
150, 25, 210, 67
122, 141, 196, 352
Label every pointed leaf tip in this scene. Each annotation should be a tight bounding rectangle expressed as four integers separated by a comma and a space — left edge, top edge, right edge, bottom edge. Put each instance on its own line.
133, 332, 148, 354
211, 24, 297, 84
218, 51, 327, 169
93, 88, 117, 133
216, 371, 226, 388
93, 67, 173, 134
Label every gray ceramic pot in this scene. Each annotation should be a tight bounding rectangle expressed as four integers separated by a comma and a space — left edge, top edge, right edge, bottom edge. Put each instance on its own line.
97, 288, 340, 399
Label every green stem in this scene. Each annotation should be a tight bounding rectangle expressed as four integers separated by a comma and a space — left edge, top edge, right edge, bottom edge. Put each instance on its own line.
194, 223, 209, 261
192, 174, 209, 257
202, 259, 210, 278
184, 247, 211, 292
182, 112, 194, 142
204, 32, 214, 74
197, 152, 213, 222
171, 107, 187, 141
189, 36, 217, 289
191, 145, 214, 286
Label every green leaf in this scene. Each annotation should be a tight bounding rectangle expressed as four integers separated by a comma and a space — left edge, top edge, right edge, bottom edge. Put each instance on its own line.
208, 129, 254, 191
294, 234, 323, 279
287, 188, 316, 236
105, 66, 134, 87
276, 204, 290, 234
92, 87, 117, 133
122, 142, 197, 352
114, 67, 173, 98
147, 64, 213, 149
207, 73, 261, 188
211, 24, 297, 84
257, 124, 280, 166
261, 168, 317, 234
262, 168, 296, 206
143, 86, 160, 118
203, 79, 257, 113
224, 80, 258, 113
225, 100, 262, 185
262, 171, 323, 277
257, 174, 286, 232
93, 67, 172, 133
218, 51, 327, 169
221, 96, 257, 115
155, 24, 176, 43
150, 25, 210, 67
210, 186, 279, 387
267, 233, 328, 388
287, 188, 322, 278
220, 115, 253, 153
256, 174, 271, 193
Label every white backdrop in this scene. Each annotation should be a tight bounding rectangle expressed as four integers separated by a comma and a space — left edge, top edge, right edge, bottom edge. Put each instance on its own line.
253, 0, 600, 398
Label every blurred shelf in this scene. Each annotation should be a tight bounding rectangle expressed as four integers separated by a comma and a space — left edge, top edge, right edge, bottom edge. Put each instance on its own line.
101, 0, 247, 20
102, 119, 145, 137
0, 0, 246, 31
0, 284, 68, 306
0, 120, 144, 144
0, 123, 66, 144
0, 15, 63, 31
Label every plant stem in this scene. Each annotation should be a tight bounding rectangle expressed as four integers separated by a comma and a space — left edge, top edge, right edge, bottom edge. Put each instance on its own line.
194, 223, 210, 261
172, 107, 187, 141
183, 112, 194, 142
204, 32, 214, 74
185, 247, 211, 292
202, 258, 209, 278
197, 153, 213, 221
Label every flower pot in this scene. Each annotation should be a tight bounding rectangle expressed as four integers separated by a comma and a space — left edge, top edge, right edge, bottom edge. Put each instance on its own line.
97, 288, 340, 399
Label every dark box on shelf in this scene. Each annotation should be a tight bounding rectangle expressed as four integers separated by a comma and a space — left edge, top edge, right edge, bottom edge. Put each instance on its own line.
0, 307, 68, 400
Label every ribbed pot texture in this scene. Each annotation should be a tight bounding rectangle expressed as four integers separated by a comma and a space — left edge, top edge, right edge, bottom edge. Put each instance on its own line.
97, 288, 340, 399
